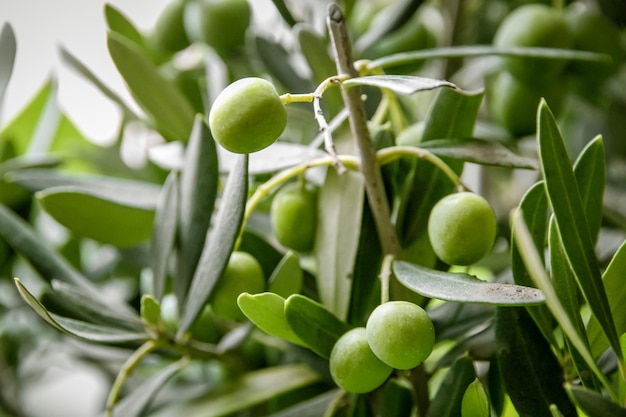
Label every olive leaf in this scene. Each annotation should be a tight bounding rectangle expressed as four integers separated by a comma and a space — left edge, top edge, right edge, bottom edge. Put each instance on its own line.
284, 294, 351, 359
565, 384, 626, 417
15, 278, 149, 344
393, 261, 545, 306
237, 292, 304, 346
150, 172, 178, 300
0, 23, 17, 116
428, 353, 476, 417
342, 75, 456, 95
267, 251, 303, 298
177, 154, 248, 337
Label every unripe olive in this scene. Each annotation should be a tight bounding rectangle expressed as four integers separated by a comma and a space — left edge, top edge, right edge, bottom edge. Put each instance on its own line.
366, 301, 435, 370
210, 251, 265, 321
209, 77, 287, 154
565, 8, 623, 80
270, 183, 317, 252
427, 192, 497, 266
494, 4, 573, 83
150, 0, 190, 54
488, 70, 567, 137
330, 327, 393, 394
184, 0, 250, 57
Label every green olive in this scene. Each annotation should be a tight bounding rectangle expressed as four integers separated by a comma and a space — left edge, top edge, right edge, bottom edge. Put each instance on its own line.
270, 183, 317, 252
494, 4, 573, 83
487, 70, 567, 137
565, 8, 623, 80
366, 301, 435, 370
329, 327, 393, 394
184, 0, 250, 57
210, 251, 265, 321
209, 77, 287, 154
150, 0, 190, 54
427, 192, 497, 266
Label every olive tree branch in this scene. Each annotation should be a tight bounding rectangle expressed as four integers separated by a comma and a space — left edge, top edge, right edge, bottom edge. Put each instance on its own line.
326, 3, 401, 256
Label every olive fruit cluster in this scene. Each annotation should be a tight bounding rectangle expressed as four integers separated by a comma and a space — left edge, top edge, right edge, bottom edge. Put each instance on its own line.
428, 192, 497, 266
209, 251, 265, 321
209, 77, 287, 154
270, 182, 318, 252
330, 301, 435, 393
489, 4, 572, 137
489, 4, 623, 137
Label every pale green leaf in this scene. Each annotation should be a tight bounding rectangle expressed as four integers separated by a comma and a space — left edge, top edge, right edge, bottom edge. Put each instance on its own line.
237, 292, 303, 345
151, 172, 178, 300
0, 23, 17, 117
343, 75, 456, 95
267, 251, 303, 298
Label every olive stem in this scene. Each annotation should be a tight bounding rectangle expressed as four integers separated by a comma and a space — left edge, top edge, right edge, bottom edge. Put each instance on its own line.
327, 3, 401, 256
379, 254, 395, 304
105, 340, 160, 416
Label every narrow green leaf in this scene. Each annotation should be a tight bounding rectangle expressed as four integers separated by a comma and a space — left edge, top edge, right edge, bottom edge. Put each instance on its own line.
0, 204, 93, 290
573, 136, 605, 244
284, 294, 351, 359
50, 280, 142, 328
511, 210, 614, 396
495, 307, 577, 417
151, 172, 178, 300
177, 154, 248, 337
394, 261, 545, 305
368, 45, 611, 71
15, 279, 148, 343
343, 75, 456, 95
588, 240, 626, 357
419, 138, 537, 169
461, 378, 490, 417
0, 23, 17, 117
59, 46, 137, 117
267, 251, 303, 298
25, 77, 62, 155
104, 3, 145, 49
264, 391, 338, 417
112, 357, 189, 417
163, 364, 321, 417
237, 292, 303, 345
565, 384, 626, 417
427, 354, 477, 417
37, 187, 155, 248
314, 169, 364, 320
538, 100, 621, 359
176, 117, 218, 302
107, 32, 195, 141
269, 0, 297, 26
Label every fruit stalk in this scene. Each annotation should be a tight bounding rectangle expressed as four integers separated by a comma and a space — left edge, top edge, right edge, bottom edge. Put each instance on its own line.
326, 4, 400, 256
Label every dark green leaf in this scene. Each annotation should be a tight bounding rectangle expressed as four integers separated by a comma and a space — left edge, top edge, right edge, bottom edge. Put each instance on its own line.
237, 292, 303, 345
419, 138, 537, 169
255, 36, 312, 93
588, 240, 626, 357
314, 169, 364, 320
573, 136, 605, 244
0, 23, 17, 117
269, 0, 297, 26
495, 307, 577, 417
15, 279, 148, 344
428, 353, 476, 417
343, 75, 456, 95
284, 294, 351, 359
394, 261, 545, 305
265, 391, 339, 417
107, 32, 195, 141
177, 154, 248, 337
538, 100, 621, 359
565, 384, 626, 417
267, 251, 303, 298
111, 358, 189, 417
151, 172, 178, 300
37, 186, 155, 248
0, 204, 93, 290
176, 117, 218, 302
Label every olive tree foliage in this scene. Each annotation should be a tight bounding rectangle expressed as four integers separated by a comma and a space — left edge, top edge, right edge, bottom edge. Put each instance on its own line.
0, 0, 626, 416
